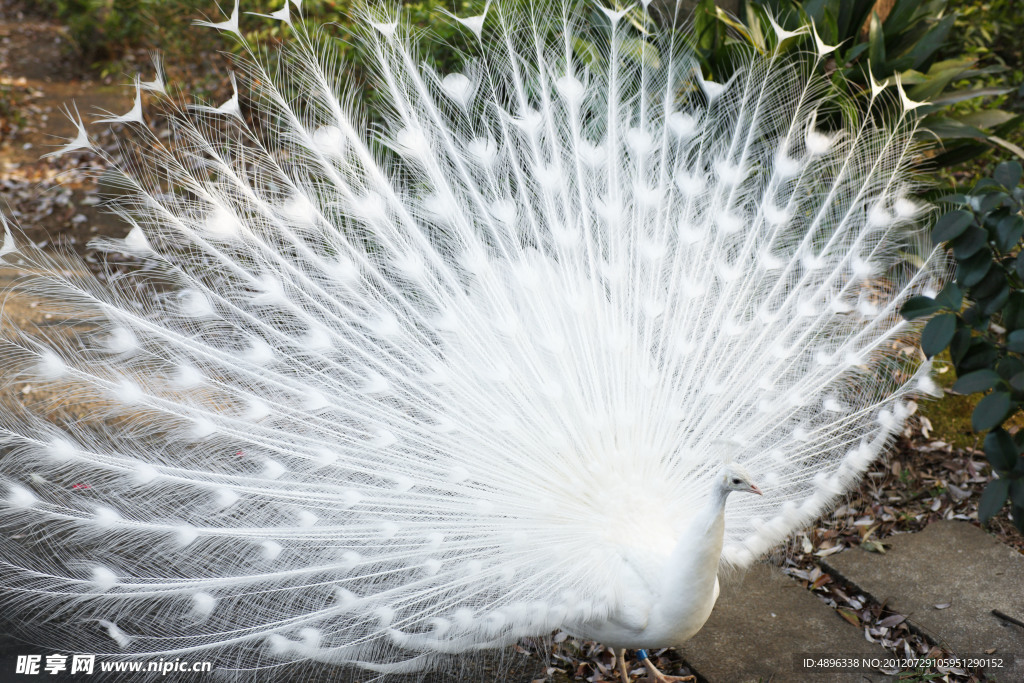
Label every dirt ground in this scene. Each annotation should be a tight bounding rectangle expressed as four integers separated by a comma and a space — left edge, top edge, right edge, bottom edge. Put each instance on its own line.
0, 1, 140, 258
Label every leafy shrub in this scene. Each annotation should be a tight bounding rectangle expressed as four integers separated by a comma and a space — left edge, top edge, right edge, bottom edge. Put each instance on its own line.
902, 160, 1024, 532
42, 0, 1019, 159
686, 0, 1021, 170
936, 0, 1024, 182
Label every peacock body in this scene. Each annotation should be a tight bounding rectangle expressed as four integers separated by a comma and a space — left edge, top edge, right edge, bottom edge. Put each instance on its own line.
0, 0, 944, 678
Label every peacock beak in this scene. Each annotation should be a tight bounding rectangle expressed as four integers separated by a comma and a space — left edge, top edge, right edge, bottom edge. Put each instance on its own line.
750, 484, 763, 496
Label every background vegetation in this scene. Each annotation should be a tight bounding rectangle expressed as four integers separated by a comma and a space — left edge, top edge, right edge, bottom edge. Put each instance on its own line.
32, 1, 1022, 173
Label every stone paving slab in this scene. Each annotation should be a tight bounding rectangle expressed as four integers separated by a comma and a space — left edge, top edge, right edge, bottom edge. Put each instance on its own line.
680, 563, 893, 682
822, 521, 1024, 682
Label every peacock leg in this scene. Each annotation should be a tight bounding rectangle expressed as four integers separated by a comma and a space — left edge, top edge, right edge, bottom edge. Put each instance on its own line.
616, 648, 631, 682
637, 649, 695, 683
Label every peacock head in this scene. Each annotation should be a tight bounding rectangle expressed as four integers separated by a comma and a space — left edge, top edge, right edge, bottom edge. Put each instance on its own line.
720, 464, 763, 496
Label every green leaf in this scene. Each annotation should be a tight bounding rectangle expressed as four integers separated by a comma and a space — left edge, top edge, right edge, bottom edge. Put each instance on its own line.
921, 313, 957, 358
802, 0, 828, 24
906, 58, 985, 103
998, 357, 1024, 381
979, 192, 1008, 214
990, 132, 1024, 162
907, 69, 963, 103
959, 109, 1019, 129
860, 539, 888, 554
950, 327, 972, 365
931, 209, 973, 242
962, 304, 982, 327
952, 226, 988, 259
1012, 479, 1024, 509
973, 267, 1006, 299
996, 215, 1024, 252
984, 429, 1020, 471
572, 38, 601, 67
960, 340, 998, 372
978, 478, 1010, 523
882, 0, 915, 35
904, 14, 954, 69
982, 285, 1011, 317
618, 37, 661, 69
975, 178, 1004, 192
1002, 293, 1024, 330
999, 358, 1024, 378
972, 391, 1011, 432
900, 295, 941, 320
953, 369, 1001, 395
835, 0, 867, 38
836, 605, 860, 626
934, 282, 963, 311
1011, 372, 1024, 393
922, 117, 988, 140
929, 141, 990, 169
845, 42, 870, 63
1008, 330, 1024, 353
994, 161, 1023, 189
927, 87, 1013, 107
868, 12, 885, 73
957, 249, 993, 288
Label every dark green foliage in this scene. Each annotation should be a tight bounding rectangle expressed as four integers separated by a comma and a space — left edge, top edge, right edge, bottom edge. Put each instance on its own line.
686, 0, 1021, 171
902, 295, 943, 320
921, 313, 957, 358
972, 391, 1011, 431
952, 368, 999, 394
932, 210, 973, 242
901, 160, 1024, 531
40, 0, 1018, 172
979, 476, 1011, 523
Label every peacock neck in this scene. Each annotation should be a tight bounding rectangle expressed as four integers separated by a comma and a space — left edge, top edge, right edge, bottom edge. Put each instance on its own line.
696, 484, 730, 537
662, 481, 728, 600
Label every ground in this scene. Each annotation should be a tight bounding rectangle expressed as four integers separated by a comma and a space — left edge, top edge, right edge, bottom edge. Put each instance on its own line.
0, 1, 130, 256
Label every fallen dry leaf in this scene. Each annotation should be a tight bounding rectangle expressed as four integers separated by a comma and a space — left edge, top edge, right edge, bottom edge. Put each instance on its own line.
861, 539, 888, 554
836, 607, 860, 627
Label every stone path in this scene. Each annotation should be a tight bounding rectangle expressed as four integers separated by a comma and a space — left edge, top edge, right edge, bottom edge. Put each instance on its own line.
824, 521, 1024, 683
682, 564, 891, 682
675, 521, 1023, 682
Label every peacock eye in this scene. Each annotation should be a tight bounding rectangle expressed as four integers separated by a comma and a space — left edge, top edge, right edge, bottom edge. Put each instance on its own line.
731, 478, 741, 485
